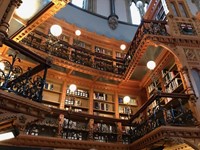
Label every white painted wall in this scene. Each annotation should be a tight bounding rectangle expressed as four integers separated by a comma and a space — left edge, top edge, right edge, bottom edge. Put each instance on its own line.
55, 4, 138, 42
96, 0, 129, 22
115, 0, 128, 22
96, 0, 110, 18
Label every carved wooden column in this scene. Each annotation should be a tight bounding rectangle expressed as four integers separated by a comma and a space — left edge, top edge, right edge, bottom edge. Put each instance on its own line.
88, 118, 94, 140
116, 122, 123, 143
58, 114, 64, 137
181, 66, 200, 123
89, 87, 94, 115
0, 0, 22, 46
60, 80, 67, 109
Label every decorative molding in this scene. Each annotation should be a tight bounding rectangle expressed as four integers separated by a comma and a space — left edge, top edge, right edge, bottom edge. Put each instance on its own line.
4, 134, 129, 150
184, 48, 198, 61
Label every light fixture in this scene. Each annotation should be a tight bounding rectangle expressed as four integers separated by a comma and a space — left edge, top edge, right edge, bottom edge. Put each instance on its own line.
69, 84, 77, 92
120, 44, 126, 50
123, 96, 131, 104
136, 0, 144, 8
50, 24, 62, 37
0, 61, 5, 71
0, 127, 19, 141
147, 60, 156, 70
75, 29, 81, 36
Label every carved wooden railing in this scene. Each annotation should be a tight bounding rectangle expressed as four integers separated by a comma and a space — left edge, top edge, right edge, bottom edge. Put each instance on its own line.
124, 19, 169, 68
129, 91, 197, 143
0, 38, 50, 102
26, 109, 128, 143
24, 92, 196, 145
19, 20, 169, 76
20, 30, 125, 75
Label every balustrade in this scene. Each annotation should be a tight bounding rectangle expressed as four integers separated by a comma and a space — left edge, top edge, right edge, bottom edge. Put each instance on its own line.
23, 92, 197, 144
0, 37, 50, 102
20, 20, 169, 76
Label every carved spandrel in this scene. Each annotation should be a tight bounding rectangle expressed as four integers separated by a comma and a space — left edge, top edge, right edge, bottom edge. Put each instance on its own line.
184, 48, 198, 61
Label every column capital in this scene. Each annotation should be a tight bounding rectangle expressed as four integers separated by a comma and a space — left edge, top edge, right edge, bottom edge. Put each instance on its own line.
10, 0, 22, 8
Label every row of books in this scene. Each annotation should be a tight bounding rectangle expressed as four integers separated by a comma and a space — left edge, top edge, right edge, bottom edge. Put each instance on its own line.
119, 106, 132, 114
63, 118, 86, 129
165, 78, 182, 93
116, 52, 125, 58
62, 132, 83, 140
94, 102, 112, 111
163, 71, 178, 84
147, 81, 159, 94
67, 89, 89, 98
95, 46, 112, 56
93, 92, 107, 101
65, 107, 83, 112
44, 82, 54, 90
94, 123, 116, 133
65, 98, 82, 106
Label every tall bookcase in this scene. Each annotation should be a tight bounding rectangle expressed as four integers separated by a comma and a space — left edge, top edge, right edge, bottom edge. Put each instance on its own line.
93, 91, 115, 118
118, 96, 138, 120
65, 87, 89, 113
146, 58, 184, 110
42, 80, 62, 108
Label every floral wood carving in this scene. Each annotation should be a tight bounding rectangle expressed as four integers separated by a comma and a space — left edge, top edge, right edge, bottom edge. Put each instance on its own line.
184, 48, 197, 61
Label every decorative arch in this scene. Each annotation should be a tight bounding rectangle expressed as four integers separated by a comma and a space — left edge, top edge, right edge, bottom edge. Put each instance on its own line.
166, 137, 200, 150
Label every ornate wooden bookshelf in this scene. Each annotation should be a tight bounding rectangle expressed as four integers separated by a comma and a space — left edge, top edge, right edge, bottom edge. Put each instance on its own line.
65, 87, 89, 113
42, 80, 62, 108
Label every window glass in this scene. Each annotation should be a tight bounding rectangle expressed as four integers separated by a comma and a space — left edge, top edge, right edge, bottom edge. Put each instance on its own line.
71, 0, 84, 8
170, 2, 179, 17
130, 2, 142, 25
179, 3, 188, 17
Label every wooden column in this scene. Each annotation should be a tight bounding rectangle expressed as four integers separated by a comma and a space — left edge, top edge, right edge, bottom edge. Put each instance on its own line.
89, 87, 94, 115
58, 80, 67, 137
181, 66, 200, 123
59, 80, 67, 109
114, 91, 119, 118
0, 0, 22, 46
88, 119, 94, 140
117, 122, 122, 143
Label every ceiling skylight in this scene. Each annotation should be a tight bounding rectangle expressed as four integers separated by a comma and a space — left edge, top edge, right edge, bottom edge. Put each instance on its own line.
15, 0, 51, 20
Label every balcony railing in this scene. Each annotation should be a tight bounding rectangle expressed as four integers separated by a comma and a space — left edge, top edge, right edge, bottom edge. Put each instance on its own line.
124, 19, 169, 68
20, 20, 169, 76
24, 91, 197, 144
0, 37, 50, 102
129, 91, 197, 142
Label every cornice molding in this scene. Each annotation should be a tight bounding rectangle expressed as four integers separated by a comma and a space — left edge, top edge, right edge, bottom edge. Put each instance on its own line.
4, 134, 129, 150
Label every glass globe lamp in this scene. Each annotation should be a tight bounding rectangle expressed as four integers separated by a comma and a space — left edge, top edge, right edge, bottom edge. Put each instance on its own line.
123, 96, 131, 104
147, 60, 156, 70
69, 84, 77, 92
50, 24, 62, 37
75, 30, 81, 36
120, 44, 126, 50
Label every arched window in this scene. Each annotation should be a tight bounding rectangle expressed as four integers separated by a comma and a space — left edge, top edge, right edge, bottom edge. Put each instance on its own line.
130, 2, 148, 25
71, 0, 84, 8
130, 2, 141, 25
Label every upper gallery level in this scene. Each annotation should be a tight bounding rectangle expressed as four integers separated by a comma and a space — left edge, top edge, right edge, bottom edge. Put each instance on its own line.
0, 0, 200, 150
